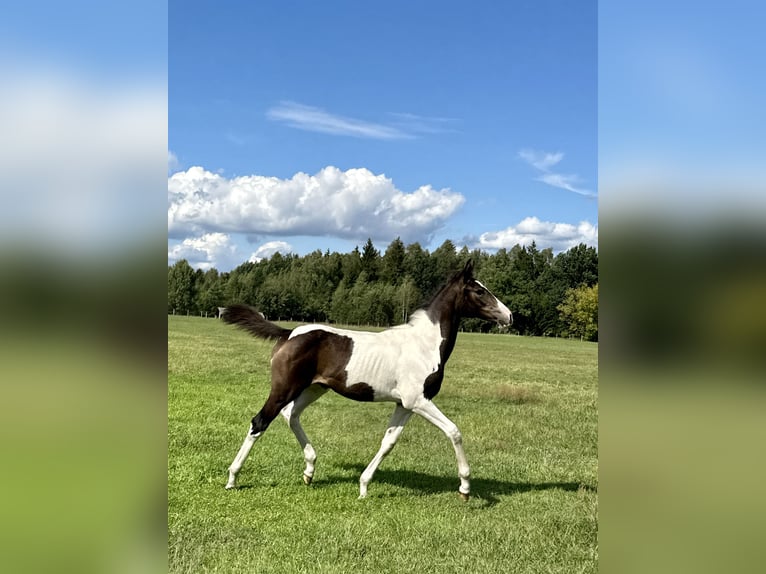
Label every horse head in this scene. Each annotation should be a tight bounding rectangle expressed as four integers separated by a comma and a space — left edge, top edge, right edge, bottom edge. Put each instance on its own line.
457, 260, 513, 327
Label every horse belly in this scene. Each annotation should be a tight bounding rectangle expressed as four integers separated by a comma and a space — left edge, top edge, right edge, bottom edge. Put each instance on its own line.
344, 344, 399, 401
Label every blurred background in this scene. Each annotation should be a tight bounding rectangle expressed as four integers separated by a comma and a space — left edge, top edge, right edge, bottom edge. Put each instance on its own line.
0, 2, 167, 573
599, 1, 766, 572
1, 1, 764, 573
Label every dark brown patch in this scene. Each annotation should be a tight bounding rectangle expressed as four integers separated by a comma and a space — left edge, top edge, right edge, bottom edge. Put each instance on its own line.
423, 365, 444, 400
320, 381, 376, 402
297, 330, 376, 402
250, 333, 321, 434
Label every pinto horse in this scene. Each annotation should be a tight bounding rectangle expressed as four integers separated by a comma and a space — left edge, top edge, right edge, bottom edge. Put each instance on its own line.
222, 260, 512, 500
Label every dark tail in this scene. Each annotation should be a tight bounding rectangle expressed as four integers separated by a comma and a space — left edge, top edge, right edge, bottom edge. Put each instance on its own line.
221, 304, 292, 340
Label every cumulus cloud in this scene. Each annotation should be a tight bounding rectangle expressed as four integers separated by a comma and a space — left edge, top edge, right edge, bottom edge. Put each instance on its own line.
470, 216, 598, 253
167, 165, 464, 245
248, 241, 293, 263
518, 148, 595, 198
168, 232, 237, 271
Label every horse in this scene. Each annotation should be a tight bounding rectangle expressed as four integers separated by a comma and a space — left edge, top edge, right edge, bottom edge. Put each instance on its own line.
222, 259, 512, 500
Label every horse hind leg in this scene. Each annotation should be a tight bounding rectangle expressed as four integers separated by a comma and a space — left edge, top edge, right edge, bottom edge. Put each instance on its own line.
225, 421, 262, 489
225, 384, 305, 489
280, 384, 328, 485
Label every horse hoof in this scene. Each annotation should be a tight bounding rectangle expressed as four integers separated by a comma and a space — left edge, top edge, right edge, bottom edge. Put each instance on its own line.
459, 492, 470, 502
225, 483, 236, 490
303, 474, 313, 485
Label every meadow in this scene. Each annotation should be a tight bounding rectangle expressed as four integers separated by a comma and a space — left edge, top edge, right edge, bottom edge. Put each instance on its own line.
168, 315, 598, 573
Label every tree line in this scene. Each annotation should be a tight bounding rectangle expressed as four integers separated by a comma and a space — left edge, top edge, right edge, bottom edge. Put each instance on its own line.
168, 238, 598, 341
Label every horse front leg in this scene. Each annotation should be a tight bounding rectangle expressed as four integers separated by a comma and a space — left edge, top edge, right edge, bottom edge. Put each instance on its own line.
412, 399, 471, 501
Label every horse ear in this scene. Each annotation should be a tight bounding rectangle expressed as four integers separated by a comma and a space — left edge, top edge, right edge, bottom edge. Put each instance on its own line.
462, 259, 474, 280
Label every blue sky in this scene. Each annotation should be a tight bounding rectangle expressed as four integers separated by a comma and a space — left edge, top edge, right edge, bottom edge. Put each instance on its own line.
168, 1, 597, 271
599, 0, 766, 208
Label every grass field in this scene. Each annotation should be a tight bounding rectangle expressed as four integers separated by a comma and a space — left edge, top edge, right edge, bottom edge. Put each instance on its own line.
168, 315, 598, 573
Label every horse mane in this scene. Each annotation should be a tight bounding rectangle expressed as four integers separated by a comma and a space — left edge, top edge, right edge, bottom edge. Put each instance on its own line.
415, 263, 471, 318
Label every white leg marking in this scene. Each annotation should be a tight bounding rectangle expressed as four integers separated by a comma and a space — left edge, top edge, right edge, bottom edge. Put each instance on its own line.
285, 385, 328, 484
225, 425, 262, 489
412, 399, 471, 497
280, 401, 295, 422
359, 404, 413, 499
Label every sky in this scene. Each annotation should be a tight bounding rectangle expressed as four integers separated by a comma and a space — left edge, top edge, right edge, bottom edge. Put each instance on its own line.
2, 0, 761, 273
598, 0, 766, 215
1, 1, 166, 259
169, 1, 597, 271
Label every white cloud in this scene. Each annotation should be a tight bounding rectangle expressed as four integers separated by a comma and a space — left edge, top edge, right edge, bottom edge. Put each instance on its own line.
518, 149, 564, 172
267, 102, 462, 140
471, 217, 598, 252
518, 148, 595, 197
168, 232, 237, 271
267, 101, 411, 140
168, 150, 180, 173
168, 165, 464, 244
388, 112, 461, 135
248, 240, 293, 263
536, 173, 595, 197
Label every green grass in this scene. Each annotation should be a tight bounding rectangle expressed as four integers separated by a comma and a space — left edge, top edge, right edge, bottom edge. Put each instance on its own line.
169, 316, 598, 573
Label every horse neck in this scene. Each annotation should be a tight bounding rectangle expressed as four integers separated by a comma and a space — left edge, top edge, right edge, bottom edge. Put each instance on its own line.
425, 282, 463, 363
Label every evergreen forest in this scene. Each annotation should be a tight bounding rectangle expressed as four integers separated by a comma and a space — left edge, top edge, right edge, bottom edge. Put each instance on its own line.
168, 238, 598, 341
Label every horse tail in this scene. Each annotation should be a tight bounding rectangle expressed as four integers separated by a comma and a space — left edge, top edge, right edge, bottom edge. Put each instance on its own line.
221, 304, 292, 340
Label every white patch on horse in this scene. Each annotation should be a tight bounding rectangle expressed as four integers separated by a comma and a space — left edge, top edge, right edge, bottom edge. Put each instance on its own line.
475, 279, 512, 324
289, 313, 443, 407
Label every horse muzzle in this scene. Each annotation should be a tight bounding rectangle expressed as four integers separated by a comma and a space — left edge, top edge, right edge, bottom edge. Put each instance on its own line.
493, 303, 513, 327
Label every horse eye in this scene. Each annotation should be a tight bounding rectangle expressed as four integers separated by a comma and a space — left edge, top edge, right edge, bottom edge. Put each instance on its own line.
476, 287, 486, 297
